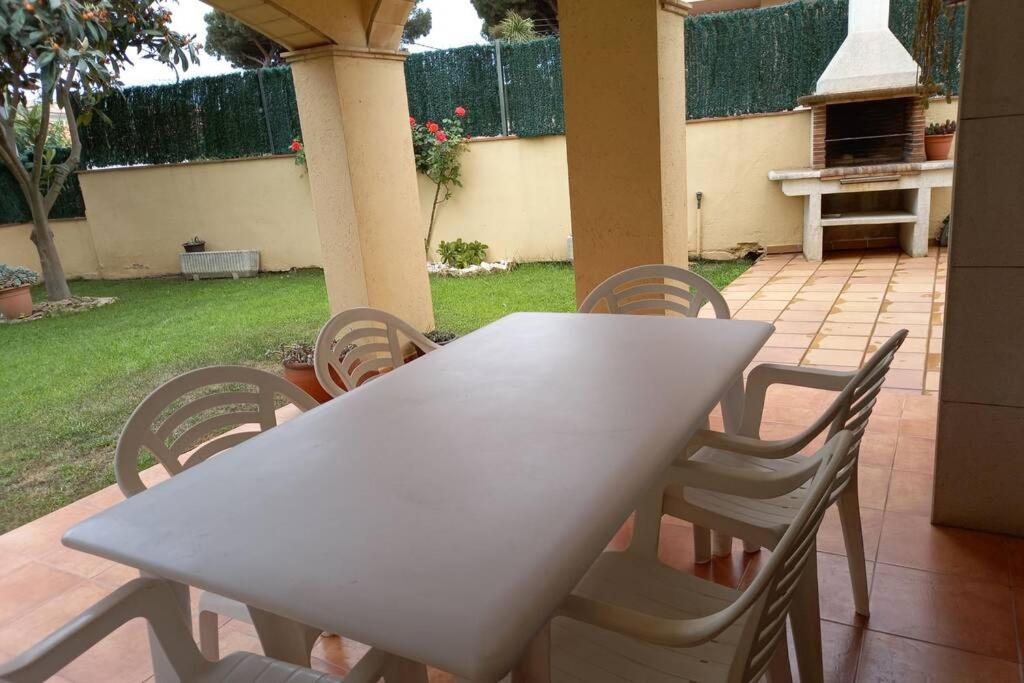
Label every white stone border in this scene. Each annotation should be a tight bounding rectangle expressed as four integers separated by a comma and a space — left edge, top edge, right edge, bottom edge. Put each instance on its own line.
427, 261, 516, 278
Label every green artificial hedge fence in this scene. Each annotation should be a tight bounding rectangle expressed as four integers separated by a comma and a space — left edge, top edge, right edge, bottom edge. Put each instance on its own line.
0, 0, 966, 225
78, 66, 301, 168
0, 149, 87, 226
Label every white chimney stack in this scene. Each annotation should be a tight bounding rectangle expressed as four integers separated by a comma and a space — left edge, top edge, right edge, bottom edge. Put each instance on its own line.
814, 0, 920, 95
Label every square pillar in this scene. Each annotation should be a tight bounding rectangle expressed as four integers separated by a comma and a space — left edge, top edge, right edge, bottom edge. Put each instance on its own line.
287, 46, 434, 331
560, 0, 691, 305
933, 0, 1024, 536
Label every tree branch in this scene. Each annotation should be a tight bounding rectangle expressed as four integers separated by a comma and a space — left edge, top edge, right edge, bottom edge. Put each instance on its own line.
43, 88, 81, 214
30, 96, 52, 189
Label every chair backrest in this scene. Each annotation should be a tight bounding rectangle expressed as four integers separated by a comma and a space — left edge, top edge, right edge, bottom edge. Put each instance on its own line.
726, 430, 853, 683
821, 329, 907, 502
115, 366, 319, 497
578, 264, 730, 319
314, 307, 439, 397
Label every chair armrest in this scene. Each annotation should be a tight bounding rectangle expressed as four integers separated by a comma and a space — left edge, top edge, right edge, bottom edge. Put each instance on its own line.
685, 429, 807, 461
665, 452, 824, 500
0, 579, 203, 683
740, 363, 855, 437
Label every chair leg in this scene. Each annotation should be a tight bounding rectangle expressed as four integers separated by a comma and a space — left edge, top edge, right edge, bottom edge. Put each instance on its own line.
693, 525, 712, 564
721, 375, 745, 434
837, 489, 871, 617
627, 483, 665, 559
198, 609, 220, 661
790, 546, 823, 683
712, 531, 734, 557
383, 657, 429, 683
765, 630, 793, 683
247, 607, 322, 667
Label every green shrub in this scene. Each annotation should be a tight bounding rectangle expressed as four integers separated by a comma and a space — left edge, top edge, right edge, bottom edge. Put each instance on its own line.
437, 239, 488, 269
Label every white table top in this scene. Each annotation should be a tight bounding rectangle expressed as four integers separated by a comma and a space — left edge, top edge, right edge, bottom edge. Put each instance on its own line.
64, 313, 772, 682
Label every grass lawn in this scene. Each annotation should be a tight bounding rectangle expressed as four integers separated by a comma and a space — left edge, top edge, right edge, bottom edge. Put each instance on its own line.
0, 260, 749, 532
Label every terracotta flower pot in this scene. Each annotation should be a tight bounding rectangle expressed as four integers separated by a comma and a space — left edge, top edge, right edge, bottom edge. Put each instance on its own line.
282, 361, 334, 403
925, 133, 954, 161
0, 284, 34, 320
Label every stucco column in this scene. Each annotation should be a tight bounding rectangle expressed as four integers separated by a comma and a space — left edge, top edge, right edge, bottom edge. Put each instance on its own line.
933, 1, 1024, 536
287, 46, 434, 331
560, 0, 690, 304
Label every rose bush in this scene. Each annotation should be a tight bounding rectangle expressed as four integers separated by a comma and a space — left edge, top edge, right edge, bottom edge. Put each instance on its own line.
411, 106, 469, 258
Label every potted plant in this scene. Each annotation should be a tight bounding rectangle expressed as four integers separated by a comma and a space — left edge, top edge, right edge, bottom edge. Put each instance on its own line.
182, 236, 206, 253
268, 342, 333, 404
925, 120, 956, 160
0, 265, 39, 320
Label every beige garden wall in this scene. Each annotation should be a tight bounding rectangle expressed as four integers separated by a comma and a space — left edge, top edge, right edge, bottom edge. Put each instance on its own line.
1, 99, 959, 279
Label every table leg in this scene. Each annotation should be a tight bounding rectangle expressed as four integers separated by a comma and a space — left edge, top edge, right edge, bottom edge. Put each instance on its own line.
247, 606, 322, 667
142, 573, 189, 683
383, 656, 430, 682
721, 374, 744, 434
511, 622, 550, 683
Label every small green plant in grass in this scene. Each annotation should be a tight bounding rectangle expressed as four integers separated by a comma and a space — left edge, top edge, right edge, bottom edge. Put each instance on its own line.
438, 239, 488, 269
0, 264, 40, 290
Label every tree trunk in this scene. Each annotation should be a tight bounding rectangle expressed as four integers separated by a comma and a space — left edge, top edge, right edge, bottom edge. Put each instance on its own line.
27, 192, 72, 301
424, 181, 443, 259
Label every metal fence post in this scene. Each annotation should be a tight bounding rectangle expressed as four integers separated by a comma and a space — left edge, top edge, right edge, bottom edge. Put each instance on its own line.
493, 40, 510, 136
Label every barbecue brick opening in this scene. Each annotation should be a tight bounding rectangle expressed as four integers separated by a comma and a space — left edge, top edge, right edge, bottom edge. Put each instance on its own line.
812, 96, 925, 170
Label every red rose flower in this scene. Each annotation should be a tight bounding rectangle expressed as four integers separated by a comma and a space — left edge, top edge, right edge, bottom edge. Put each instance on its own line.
435, 131, 448, 142
289, 140, 302, 152
409, 116, 416, 126
454, 106, 466, 117
426, 121, 439, 133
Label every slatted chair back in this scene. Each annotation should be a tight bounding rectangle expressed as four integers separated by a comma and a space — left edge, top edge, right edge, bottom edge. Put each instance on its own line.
578, 264, 730, 319
726, 430, 853, 683
314, 307, 439, 397
822, 329, 908, 503
115, 366, 318, 497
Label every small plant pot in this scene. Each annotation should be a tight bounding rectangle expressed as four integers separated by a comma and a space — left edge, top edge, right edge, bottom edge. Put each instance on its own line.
282, 361, 334, 403
0, 284, 34, 320
183, 241, 206, 253
925, 133, 954, 161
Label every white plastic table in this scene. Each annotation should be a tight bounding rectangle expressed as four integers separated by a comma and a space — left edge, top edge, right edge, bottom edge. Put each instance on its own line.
64, 313, 772, 683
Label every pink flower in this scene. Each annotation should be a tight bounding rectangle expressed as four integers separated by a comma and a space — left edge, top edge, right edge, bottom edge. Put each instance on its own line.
435, 131, 448, 142
426, 121, 439, 133
409, 116, 416, 126
454, 106, 466, 117
289, 140, 302, 152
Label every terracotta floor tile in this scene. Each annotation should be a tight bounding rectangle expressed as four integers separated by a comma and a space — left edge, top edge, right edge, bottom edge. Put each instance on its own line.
924, 371, 941, 392
0, 550, 30, 577
871, 391, 905, 417
893, 435, 935, 474
0, 561, 82, 626
734, 308, 780, 322
765, 332, 815, 349
795, 291, 841, 302
891, 352, 926, 370
825, 312, 879, 324
881, 301, 932, 313
742, 298, 789, 310
818, 506, 883, 561
91, 561, 142, 589
37, 544, 113, 579
885, 470, 933, 516
857, 466, 891, 511
312, 633, 373, 675
873, 322, 929, 338
831, 301, 883, 313
789, 300, 836, 311
870, 335, 925, 354
753, 347, 805, 364
819, 322, 876, 336
867, 563, 1017, 661
773, 320, 823, 334
817, 552, 872, 628
877, 511, 1010, 583
778, 309, 829, 322
811, 335, 869, 351
855, 630, 1019, 682
878, 312, 932, 326
858, 432, 896, 468
0, 503, 99, 560
882, 369, 924, 391
836, 292, 883, 303
0, 581, 111, 657
753, 290, 799, 301
899, 417, 938, 440
803, 348, 864, 367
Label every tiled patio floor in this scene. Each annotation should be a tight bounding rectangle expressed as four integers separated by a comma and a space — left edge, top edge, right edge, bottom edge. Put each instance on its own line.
3, 248, 1022, 682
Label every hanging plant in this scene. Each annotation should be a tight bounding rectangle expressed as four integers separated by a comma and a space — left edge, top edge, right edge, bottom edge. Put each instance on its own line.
912, 0, 959, 105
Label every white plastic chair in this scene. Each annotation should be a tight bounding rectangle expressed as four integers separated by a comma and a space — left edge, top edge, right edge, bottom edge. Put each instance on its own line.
578, 264, 742, 432
314, 307, 440, 398
637, 331, 907, 683
0, 578, 416, 683
552, 430, 856, 683
114, 366, 324, 663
